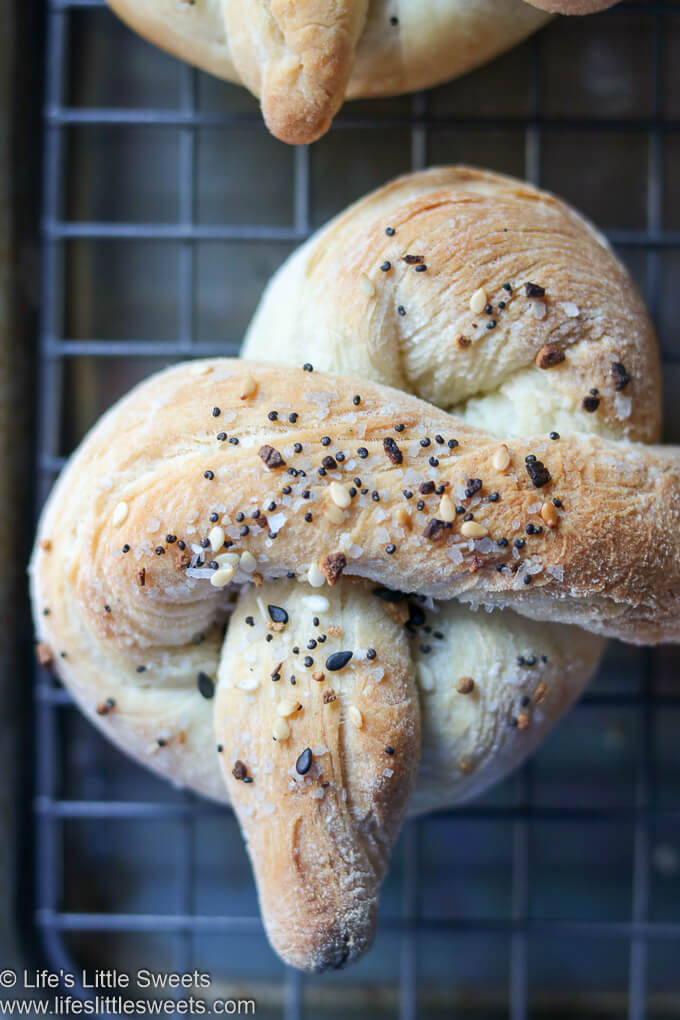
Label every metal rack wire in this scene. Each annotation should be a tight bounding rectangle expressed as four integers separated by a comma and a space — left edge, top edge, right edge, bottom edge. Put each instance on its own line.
33, 2, 680, 1017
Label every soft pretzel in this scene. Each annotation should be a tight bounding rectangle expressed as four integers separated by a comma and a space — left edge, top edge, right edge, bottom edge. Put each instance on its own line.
105, 1, 616, 144
32, 166, 668, 970
30, 348, 680, 965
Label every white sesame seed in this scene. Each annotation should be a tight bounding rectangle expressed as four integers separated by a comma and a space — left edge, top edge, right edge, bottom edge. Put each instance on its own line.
329, 481, 351, 508
307, 563, 326, 587
541, 501, 559, 528
348, 705, 363, 728
302, 595, 330, 613
461, 521, 489, 539
359, 273, 376, 298
239, 550, 257, 573
209, 526, 225, 552
240, 375, 257, 399
469, 287, 487, 314
112, 502, 129, 527
438, 494, 455, 522
492, 444, 511, 472
273, 718, 290, 741
277, 700, 301, 717
210, 565, 234, 588
324, 503, 345, 524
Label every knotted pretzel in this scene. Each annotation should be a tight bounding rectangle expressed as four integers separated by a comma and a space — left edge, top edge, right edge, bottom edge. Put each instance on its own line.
105, 1, 616, 144
31, 167, 675, 972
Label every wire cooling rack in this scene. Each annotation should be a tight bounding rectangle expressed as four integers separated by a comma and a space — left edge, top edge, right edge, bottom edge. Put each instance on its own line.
32, 2, 680, 1018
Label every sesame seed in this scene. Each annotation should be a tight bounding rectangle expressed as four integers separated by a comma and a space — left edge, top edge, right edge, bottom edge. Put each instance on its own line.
349, 706, 364, 728
353, 395, 361, 405
386, 544, 396, 554
204, 470, 214, 480
303, 363, 313, 372
381, 261, 391, 272
296, 748, 313, 775
112, 502, 129, 527
397, 306, 406, 316
470, 287, 487, 314
326, 651, 353, 671
461, 521, 488, 539
212, 407, 220, 417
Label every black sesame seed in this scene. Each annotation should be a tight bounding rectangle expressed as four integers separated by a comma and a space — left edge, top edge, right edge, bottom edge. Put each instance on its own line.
381, 261, 391, 272
448, 439, 459, 449
304, 656, 314, 667
240, 525, 249, 536
526, 523, 536, 535
385, 746, 395, 755
485, 304, 493, 315
367, 648, 377, 660
235, 512, 244, 522
386, 544, 397, 554
420, 437, 431, 448
321, 436, 331, 446
122, 544, 130, 553
353, 395, 361, 405
428, 457, 439, 467
398, 306, 406, 316
497, 538, 509, 547
503, 283, 512, 292
553, 498, 563, 508
550, 431, 560, 440
245, 616, 254, 626
204, 470, 214, 480
197, 672, 215, 699
268, 605, 288, 625
415, 263, 427, 272
386, 227, 395, 236
289, 412, 298, 423
296, 748, 313, 775
268, 501, 276, 511
349, 487, 357, 498
217, 432, 227, 441
435, 435, 444, 444
155, 546, 165, 555
229, 437, 239, 445
282, 485, 292, 494
523, 575, 532, 584
358, 447, 368, 458
372, 491, 380, 502
389, 15, 399, 25
209, 513, 218, 523
177, 540, 186, 550
395, 423, 405, 432
336, 452, 345, 462
303, 363, 313, 372
489, 492, 500, 502
304, 512, 313, 522
487, 320, 497, 330
514, 539, 525, 549
403, 490, 413, 499
417, 500, 425, 511
307, 640, 317, 650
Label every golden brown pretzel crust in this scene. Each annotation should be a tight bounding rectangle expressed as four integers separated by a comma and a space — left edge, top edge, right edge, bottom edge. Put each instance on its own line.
105, 0, 553, 143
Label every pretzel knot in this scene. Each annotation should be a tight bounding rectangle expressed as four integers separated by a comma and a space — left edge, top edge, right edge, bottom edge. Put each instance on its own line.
104, 1, 618, 145
32, 169, 679, 972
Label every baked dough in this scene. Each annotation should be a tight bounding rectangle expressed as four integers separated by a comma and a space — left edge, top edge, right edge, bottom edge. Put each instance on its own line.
32, 168, 662, 972
31, 350, 679, 966
105, 0, 559, 143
